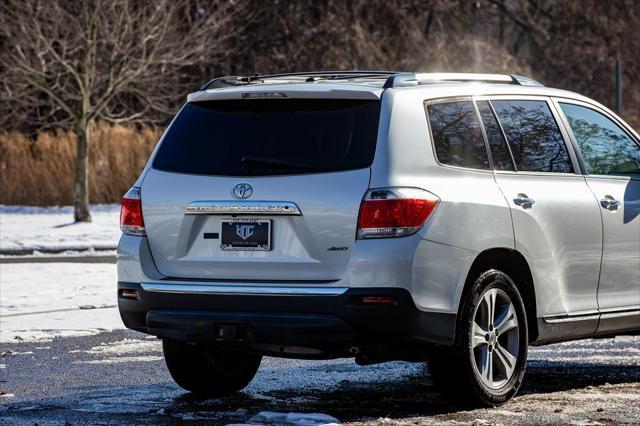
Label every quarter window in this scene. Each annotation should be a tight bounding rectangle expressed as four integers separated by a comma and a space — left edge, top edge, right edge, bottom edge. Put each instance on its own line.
426, 100, 490, 170
560, 103, 640, 177
492, 100, 573, 173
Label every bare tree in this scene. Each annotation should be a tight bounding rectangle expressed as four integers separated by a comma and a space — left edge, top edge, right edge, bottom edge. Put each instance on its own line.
0, 0, 251, 221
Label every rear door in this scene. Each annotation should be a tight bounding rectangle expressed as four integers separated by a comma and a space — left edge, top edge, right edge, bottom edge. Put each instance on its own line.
483, 97, 603, 319
557, 100, 640, 327
141, 98, 381, 281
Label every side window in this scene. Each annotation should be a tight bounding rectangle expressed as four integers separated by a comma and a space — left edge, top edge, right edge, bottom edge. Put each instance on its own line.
560, 103, 640, 177
492, 100, 573, 173
476, 100, 515, 171
426, 100, 490, 170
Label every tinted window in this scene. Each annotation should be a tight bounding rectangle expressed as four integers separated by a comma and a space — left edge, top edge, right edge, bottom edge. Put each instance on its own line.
492, 100, 573, 173
560, 103, 640, 176
153, 99, 380, 176
426, 100, 490, 170
476, 100, 515, 171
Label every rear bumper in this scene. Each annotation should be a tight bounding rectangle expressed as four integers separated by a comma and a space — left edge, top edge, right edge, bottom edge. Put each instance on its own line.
117, 281, 456, 353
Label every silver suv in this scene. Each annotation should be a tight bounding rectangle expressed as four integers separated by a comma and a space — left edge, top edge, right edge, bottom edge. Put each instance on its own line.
117, 71, 640, 406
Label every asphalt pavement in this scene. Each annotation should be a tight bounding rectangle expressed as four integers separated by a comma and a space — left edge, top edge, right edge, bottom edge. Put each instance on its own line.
1, 330, 639, 425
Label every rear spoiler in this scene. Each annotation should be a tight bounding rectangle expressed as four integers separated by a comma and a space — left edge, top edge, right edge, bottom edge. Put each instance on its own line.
187, 86, 383, 102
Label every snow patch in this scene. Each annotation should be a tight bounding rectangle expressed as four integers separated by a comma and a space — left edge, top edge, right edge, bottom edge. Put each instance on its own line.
246, 359, 425, 394
75, 355, 164, 365
247, 411, 340, 425
80, 339, 161, 356
0, 204, 120, 253
71, 338, 163, 365
0, 262, 123, 342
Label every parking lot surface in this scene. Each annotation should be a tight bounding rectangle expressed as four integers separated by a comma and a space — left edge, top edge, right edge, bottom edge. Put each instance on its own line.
1, 330, 639, 425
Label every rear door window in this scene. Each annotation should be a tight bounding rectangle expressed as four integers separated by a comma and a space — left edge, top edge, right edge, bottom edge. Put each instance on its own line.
492, 100, 573, 173
153, 99, 381, 176
559, 103, 640, 177
426, 100, 490, 170
476, 100, 515, 171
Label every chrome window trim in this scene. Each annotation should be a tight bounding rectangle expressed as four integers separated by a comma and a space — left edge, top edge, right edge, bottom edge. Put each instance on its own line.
580, 174, 640, 183
186, 200, 302, 216
140, 283, 348, 296
492, 170, 585, 178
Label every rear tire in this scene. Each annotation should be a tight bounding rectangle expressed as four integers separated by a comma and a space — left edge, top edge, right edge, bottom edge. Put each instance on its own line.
428, 269, 528, 407
163, 339, 262, 395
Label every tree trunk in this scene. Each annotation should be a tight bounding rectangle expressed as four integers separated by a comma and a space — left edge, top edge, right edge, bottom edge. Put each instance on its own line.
73, 119, 92, 222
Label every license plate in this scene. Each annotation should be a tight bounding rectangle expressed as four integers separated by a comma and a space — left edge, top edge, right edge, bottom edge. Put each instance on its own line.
220, 219, 271, 251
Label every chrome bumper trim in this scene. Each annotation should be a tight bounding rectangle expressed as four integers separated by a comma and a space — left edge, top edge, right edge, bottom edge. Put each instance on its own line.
186, 201, 302, 216
140, 282, 347, 296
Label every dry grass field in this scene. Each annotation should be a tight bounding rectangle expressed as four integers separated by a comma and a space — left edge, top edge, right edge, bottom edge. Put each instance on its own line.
0, 123, 160, 205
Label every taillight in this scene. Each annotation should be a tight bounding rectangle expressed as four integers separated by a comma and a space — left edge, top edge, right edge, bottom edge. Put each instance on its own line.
120, 187, 145, 236
357, 187, 439, 239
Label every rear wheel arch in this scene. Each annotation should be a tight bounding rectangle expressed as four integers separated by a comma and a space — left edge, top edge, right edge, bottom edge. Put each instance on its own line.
459, 248, 538, 343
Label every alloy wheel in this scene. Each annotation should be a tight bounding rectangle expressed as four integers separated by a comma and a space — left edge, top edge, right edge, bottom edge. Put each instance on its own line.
471, 287, 520, 390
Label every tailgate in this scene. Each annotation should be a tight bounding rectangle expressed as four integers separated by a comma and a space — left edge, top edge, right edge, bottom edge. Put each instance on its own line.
141, 97, 380, 281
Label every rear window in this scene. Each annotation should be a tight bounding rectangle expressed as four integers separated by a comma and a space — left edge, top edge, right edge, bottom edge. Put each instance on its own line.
153, 99, 381, 176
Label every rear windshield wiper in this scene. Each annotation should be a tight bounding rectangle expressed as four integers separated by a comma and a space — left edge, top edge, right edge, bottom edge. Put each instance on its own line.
240, 156, 315, 171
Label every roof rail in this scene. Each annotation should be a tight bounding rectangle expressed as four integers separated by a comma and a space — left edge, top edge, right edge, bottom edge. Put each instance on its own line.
198, 71, 544, 91
383, 72, 543, 88
199, 71, 399, 91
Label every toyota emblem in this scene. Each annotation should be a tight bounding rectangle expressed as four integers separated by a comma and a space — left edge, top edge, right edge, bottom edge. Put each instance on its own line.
232, 183, 253, 199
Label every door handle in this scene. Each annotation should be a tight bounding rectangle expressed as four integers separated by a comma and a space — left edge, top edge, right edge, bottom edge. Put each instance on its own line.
600, 195, 621, 211
513, 193, 535, 208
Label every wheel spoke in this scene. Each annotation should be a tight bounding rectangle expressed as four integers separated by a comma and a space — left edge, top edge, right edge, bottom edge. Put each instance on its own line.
494, 342, 517, 379
483, 289, 497, 329
472, 321, 488, 348
494, 302, 518, 336
479, 345, 493, 385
